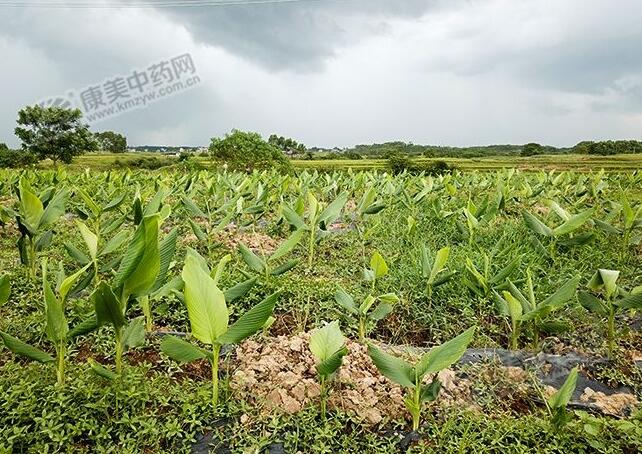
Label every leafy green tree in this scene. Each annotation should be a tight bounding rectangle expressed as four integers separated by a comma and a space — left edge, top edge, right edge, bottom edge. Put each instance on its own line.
94, 131, 127, 153
521, 143, 543, 157
268, 134, 306, 155
14, 105, 97, 165
209, 129, 292, 172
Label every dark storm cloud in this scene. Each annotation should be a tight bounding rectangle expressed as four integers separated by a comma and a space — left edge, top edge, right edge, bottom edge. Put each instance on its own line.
154, 0, 436, 71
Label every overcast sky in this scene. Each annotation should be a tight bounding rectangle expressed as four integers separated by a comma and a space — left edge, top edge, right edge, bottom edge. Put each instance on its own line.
1, 0, 642, 148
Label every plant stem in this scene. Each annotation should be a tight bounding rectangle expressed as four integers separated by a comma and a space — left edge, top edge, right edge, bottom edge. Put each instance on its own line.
320, 376, 327, 419
140, 295, 152, 332
56, 342, 65, 386
115, 328, 123, 376
412, 383, 421, 431
510, 319, 519, 350
211, 344, 221, 407
358, 318, 366, 343
307, 229, 316, 267
607, 305, 616, 358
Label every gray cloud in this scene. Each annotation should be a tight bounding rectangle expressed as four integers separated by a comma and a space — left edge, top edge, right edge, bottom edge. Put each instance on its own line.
1, 0, 642, 148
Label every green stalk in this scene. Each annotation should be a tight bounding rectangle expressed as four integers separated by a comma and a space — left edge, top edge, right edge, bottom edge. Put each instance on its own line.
56, 342, 66, 386
607, 305, 616, 358
358, 317, 366, 343
140, 295, 152, 332
29, 238, 37, 280
115, 328, 123, 376
307, 228, 316, 267
211, 344, 222, 407
320, 376, 327, 419
411, 382, 421, 431
510, 318, 519, 350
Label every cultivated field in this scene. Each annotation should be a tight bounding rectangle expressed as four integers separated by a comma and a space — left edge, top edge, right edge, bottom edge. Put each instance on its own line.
0, 167, 641, 452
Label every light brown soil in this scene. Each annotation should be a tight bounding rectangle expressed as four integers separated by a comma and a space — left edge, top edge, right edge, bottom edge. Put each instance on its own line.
230, 333, 476, 425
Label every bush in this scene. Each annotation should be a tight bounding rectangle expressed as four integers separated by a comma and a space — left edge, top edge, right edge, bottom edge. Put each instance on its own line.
209, 129, 292, 172
0, 148, 39, 168
387, 154, 419, 175
424, 160, 455, 175
115, 156, 173, 170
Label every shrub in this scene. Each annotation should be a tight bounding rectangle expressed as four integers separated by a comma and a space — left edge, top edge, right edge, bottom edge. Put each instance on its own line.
209, 129, 292, 172
0, 148, 39, 168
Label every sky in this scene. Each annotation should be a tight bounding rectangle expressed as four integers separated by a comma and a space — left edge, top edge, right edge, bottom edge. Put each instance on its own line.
1, 0, 642, 148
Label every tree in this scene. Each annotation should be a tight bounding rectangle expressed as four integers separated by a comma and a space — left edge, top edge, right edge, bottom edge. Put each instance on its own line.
268, 134, 306, 155
14, 105, 97, 165
94, 131, 127, 153
521, 143, 543, 157
209, 129, 292, 172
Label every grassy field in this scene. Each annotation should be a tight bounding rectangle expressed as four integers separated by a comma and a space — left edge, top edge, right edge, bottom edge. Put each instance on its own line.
46, 152, 642, 173
0, 167, 641, 452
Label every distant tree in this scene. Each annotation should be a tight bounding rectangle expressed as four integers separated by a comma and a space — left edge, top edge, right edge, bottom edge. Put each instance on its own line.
14, 105, 97, 165
268, 134, 306, 155
572, 141, 593, 154
521, 143, 543, 157
210, 129, 292, 172
95, 131, 127, 153
0, 143, 39, 168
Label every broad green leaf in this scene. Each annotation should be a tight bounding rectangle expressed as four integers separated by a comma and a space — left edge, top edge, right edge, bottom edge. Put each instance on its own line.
334, 286, 358, 314
88, 358, 116, 380
161, 335, 208, 363
369, 302, 394, 321
78, 188, 100, 217
588, 269, 620, 298
19, 177, 43, 230
182, 255, 228, 344
100, 230, 129, 256
224, 277, 257, 303
359, 295, 377, 314
150, 227, 178, 293
548, 367, 578, 409
522, 210, 553, 237
281, 205, 306, 229
188, 219, 208, 242
92, 282, 125, 330
181, 196, 207, 218
318, 192, 348, 226
503, 291, 523, 324
429, 247, 450, 283
615, 292, 642, 310
39, 188, 69, 229
552, 209, 593, 236
64, 242, 91, 265
217, 292, 278, 345
539, 276, 580, 310
43, 262, 67, 343
0, 331, 54, 363
68, 316, 98, 338
0, 275, 9, 306
122, 317, 146, 350
491, 256, 521, 285
370, 251, 388, 279
269, 228, 305, 262
59, 263, 91, 302
76, 220, 98, 260
578, 291, 609, 316
317, 345, 348, 378
309, 321, 345, 362
420, 377, 442, 402
416, 327, 475, 378
367, 343, 415, 388
212, 254, 232, 285
270, 259, 299, 276
238, 243, 265, 273
122, 215, 161, 298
